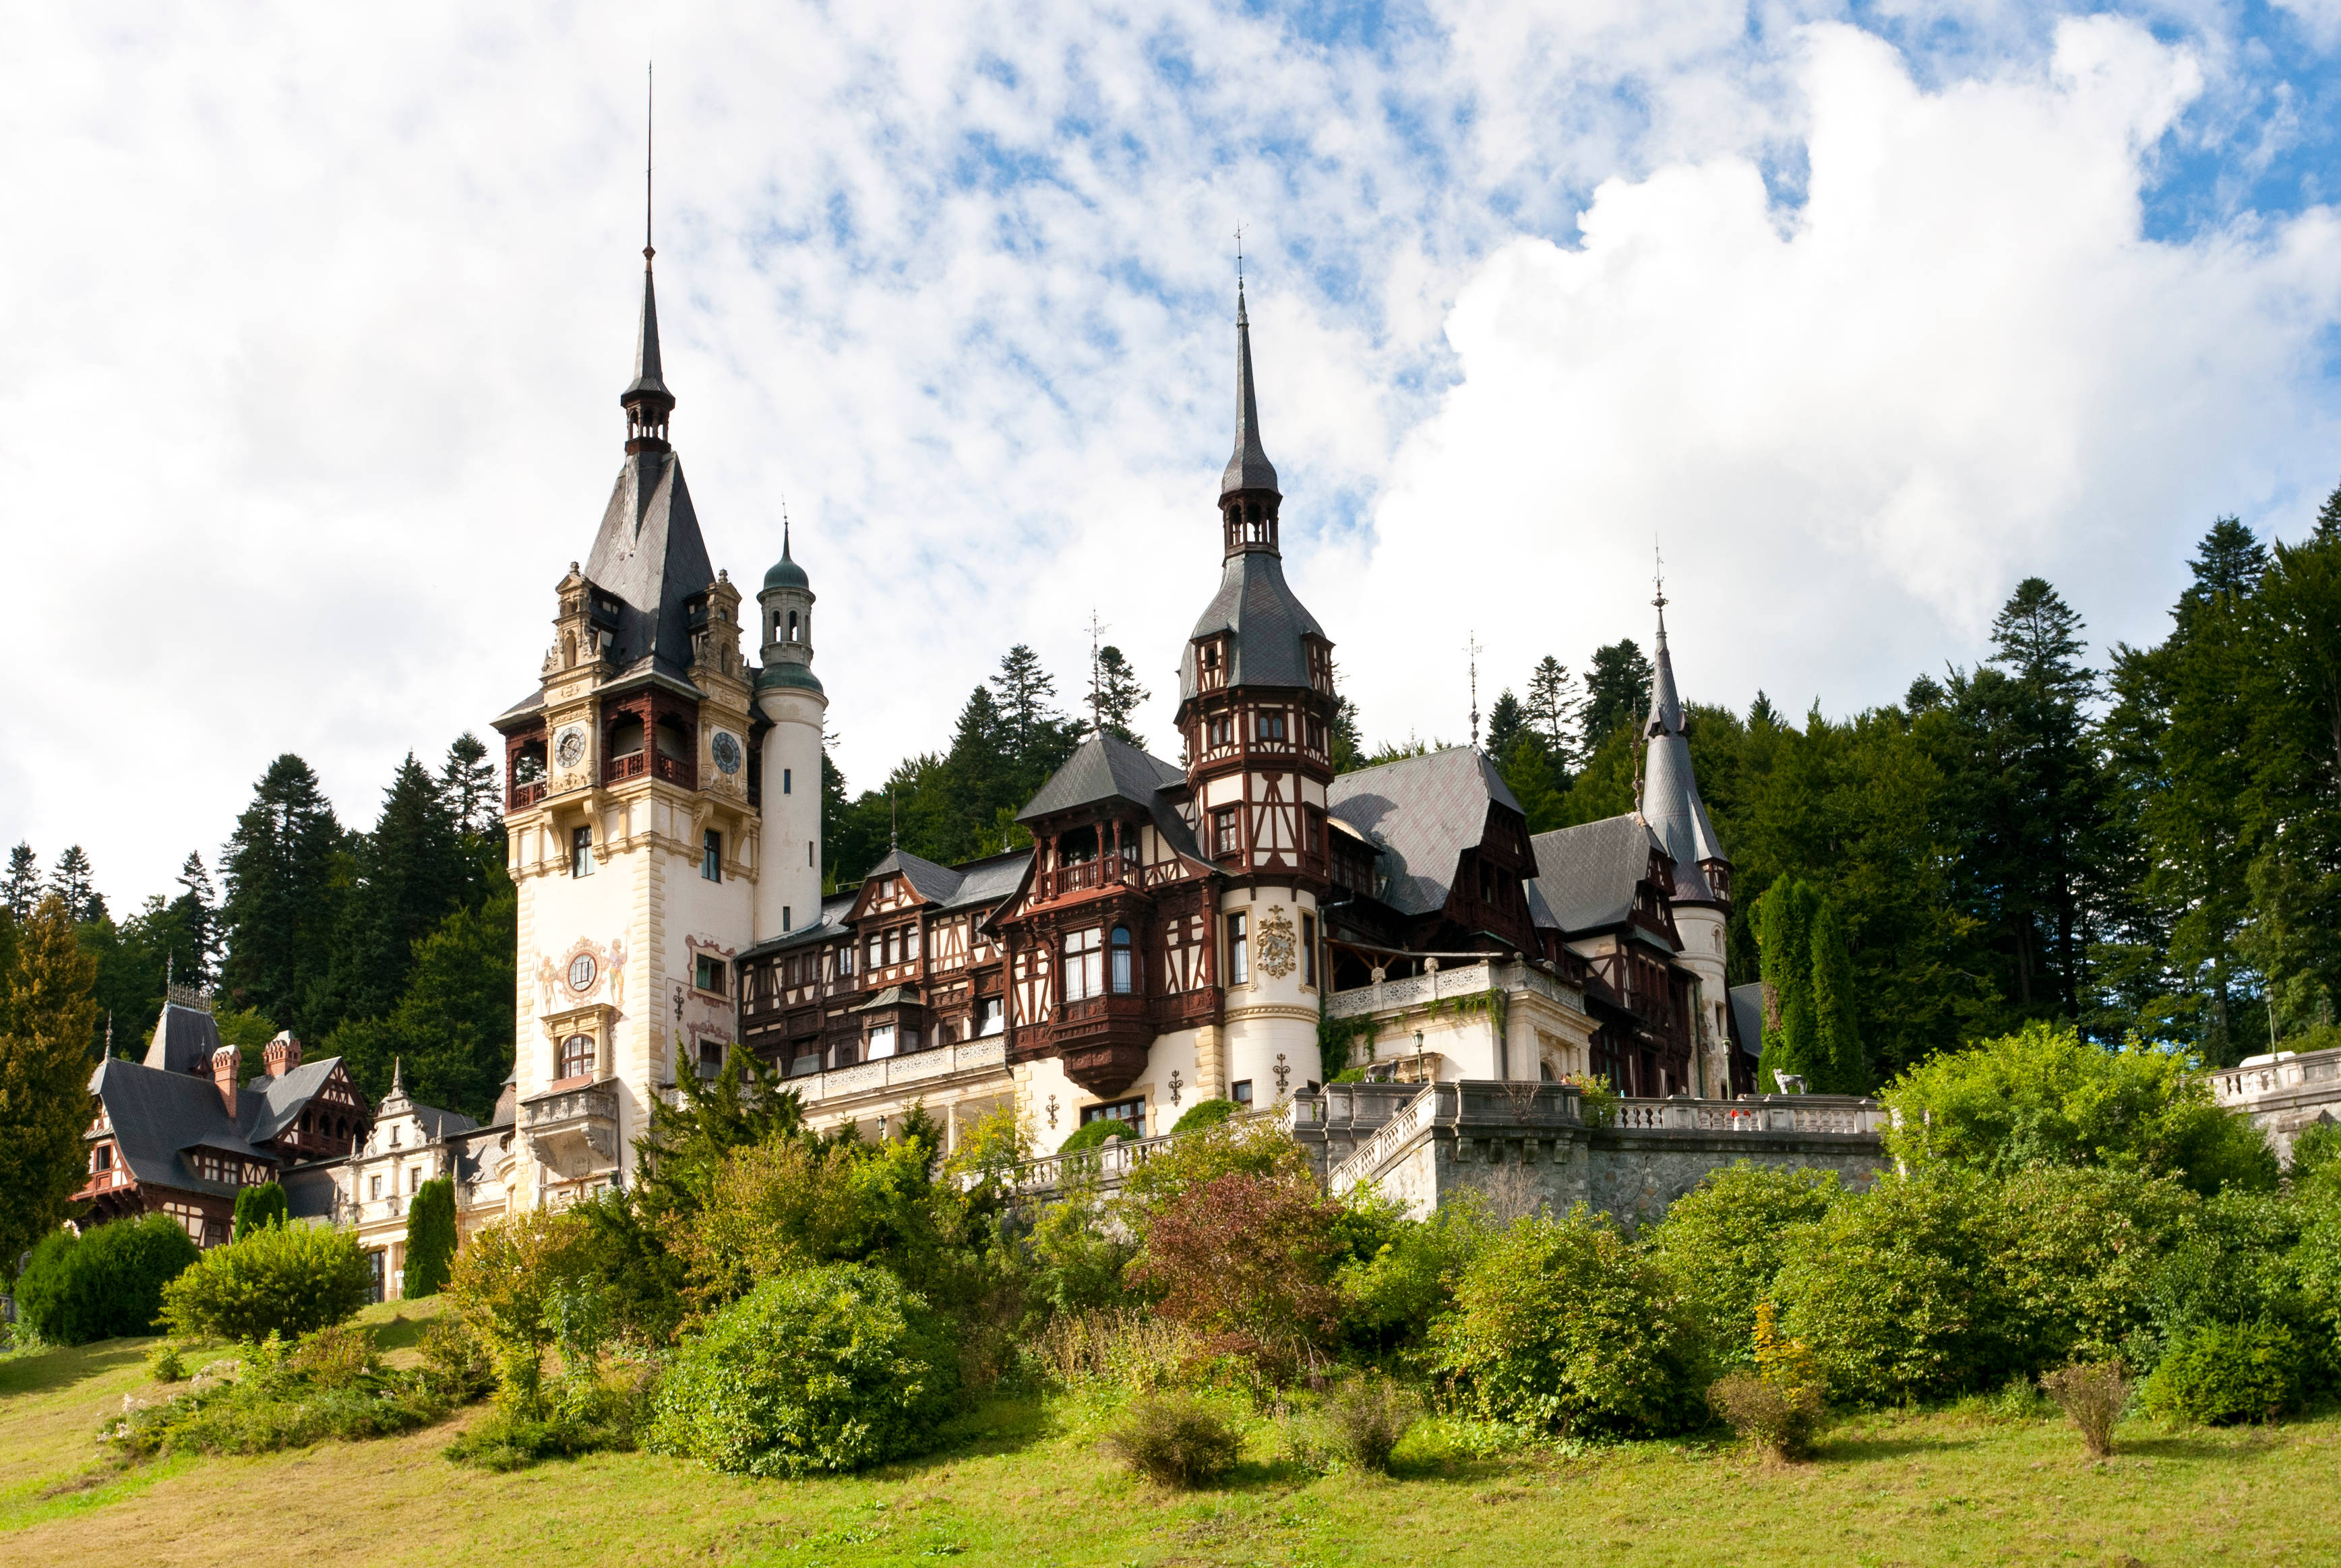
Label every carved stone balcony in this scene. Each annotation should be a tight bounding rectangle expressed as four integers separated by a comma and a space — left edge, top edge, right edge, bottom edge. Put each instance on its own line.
1047, 994, 1154, 1097
520, 1079, 620, 1180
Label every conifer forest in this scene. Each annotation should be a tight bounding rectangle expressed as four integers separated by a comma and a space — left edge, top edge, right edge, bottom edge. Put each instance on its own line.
7, 506, 2341, 1125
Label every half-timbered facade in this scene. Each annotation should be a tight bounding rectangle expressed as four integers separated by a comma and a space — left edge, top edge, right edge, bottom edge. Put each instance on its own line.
74, 991, 372, 1247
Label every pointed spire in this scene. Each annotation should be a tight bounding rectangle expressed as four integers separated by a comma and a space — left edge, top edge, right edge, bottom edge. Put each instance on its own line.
621, 65, 675, 452
1645, 547, 1682, 737
1636, 571, 1728, 896
390, 1056, 405, 1095
1221, 246, 1279, 499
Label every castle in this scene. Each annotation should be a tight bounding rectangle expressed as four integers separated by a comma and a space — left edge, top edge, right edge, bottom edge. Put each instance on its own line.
475, 235, 1759, 1213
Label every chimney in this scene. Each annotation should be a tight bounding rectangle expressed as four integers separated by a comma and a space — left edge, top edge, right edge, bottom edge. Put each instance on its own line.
212, 1045, 241, 1117
262, 1031, 302, 1078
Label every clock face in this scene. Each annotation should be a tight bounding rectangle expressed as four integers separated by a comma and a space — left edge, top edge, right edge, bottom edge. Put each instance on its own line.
710, 731, 743, 776
568, 953, 597, 992
555, 726, 587, 769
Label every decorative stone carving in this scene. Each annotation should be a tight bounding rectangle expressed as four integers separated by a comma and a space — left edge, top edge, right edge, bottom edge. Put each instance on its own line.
1256, 905, 1298, 979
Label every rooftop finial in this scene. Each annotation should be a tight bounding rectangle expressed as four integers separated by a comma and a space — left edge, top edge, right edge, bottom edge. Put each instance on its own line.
1467, 630, 1483, 750
782, 498, 791, 560
644, 61, 655, 266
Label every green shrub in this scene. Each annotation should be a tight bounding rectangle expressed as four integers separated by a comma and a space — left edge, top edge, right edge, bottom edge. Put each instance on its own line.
2140, 1188, 2311, 1361
1170, 1098, 1238, 1135
1103, 1392, 1244, 1488
1056, 1117, 1136, 1153
232, 1182, 288, 1240
1881, 1022, 2277, 1197
109, 1323, 448, 1459
159, 1221, 372, 1343
2142, 1323, 2300, 1425
444, 1209, 597, 1415
146, 1341, 187, 1382
402, 1177, 458, 1299
416, 1315, 495, 1402
645, 1262, 956, 1478
1429, 1207, 1705, 1435
1773, 1171, 2015, 1404
1333, 1193, 1482, 1352
1707, 1301, 1827, 1461
1322, 1373, 1420, 1473
1991, 1166, 2196, 1368
1642, 1164, 1842, 1369
14, 1215, 200, 1345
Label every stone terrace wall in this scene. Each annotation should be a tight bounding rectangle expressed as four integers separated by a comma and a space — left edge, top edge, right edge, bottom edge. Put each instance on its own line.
1294, 1081, 1890, 1228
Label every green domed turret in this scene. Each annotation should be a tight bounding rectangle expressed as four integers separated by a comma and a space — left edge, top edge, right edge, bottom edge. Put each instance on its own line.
757, 516, 818, 692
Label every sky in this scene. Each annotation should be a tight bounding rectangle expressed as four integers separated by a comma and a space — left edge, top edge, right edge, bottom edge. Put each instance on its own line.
7, 0, 2341, 915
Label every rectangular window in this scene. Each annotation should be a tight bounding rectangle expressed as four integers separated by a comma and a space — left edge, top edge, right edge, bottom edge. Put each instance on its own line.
1080, 1096, 1145, 1130
977, 996, 1004, 1036
698, 1037, 725, 1079
783, 766, 793, 795
808, 839, 816, 867
703, 829, 723, 882
369, 1174, 384, 1201
867, 1024, 897, 1060
1306, 715, 1326, 751
1226, 911, 1249, 986
885, 928, 901, 966
408, 1166, 421, 1194
1232, 1080, 1254, 1107
839, 943, 854, 976
1212, 807, 1239, 857
1255, 709, 1286, 742
92, 1144, 112, 1172
1304, 808, 1323, 857
1062, 928, 1104, 1002
695, 954, 727, 995
570, 825, 593, 878
867, 934, 883, 971
906, 925, 920, 961
1302, 912, 1317, 987
783, 905, 793, 932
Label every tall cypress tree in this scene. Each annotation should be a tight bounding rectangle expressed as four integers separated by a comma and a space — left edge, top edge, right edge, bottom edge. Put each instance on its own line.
0, 897, 100, 1281
1755, 878, 1819, 1094
220, 754, 345, 1033
401, 1176, 458, 1298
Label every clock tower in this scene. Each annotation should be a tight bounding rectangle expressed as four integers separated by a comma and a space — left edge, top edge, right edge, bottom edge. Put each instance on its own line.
492, 233, 770, 1208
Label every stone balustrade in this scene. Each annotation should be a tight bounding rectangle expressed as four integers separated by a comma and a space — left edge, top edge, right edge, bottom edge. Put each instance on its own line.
790, 1039, 1008, 1106
1322, 957, 1581, 1021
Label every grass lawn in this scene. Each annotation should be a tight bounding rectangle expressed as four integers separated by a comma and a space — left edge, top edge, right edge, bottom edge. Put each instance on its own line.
3, 1301, 2336, 1567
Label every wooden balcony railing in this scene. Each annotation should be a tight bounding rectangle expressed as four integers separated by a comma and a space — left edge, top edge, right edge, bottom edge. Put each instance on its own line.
508, 779, 547, 810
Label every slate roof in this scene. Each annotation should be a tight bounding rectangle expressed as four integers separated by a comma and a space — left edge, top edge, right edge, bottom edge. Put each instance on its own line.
90, 1054, 368, 1201
1222, 283, 1280, 497
1639, 607, 1728, 901
1326, 748, 1524, 918
143, 999, 222, 1075
862, 846, 969, 905
580, 450, 718, 690
1527, 813, 1663, 933
1178, 551, 1327, 700
1018, 732, 1184, 822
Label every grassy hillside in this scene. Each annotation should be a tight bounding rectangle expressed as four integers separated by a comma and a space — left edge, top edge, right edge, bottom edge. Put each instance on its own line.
3, 1302, 2338, 1567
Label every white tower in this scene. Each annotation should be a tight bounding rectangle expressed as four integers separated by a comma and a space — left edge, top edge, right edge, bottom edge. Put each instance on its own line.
755, 522, 826, 941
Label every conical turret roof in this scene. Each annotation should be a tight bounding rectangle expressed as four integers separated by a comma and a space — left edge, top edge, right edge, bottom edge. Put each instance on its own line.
1638, 603, 1728, 899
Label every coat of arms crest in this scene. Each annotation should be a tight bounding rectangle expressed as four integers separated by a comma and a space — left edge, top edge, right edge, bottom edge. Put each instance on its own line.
1255, 905, 1299, 979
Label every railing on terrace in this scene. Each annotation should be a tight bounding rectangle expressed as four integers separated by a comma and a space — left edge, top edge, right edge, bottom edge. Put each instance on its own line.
785, 1038, 1008, 1104
1323, 957, 1581, 1021
1008, 1105, 1292, 1195
2212, 1046, 2341, 1106
520, 1079, 619, 1129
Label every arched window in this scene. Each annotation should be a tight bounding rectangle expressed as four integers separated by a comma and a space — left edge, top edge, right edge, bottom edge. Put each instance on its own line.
787, 610, 799, 643
559, 1034, 595, 1080
1110, 926, 1135, 994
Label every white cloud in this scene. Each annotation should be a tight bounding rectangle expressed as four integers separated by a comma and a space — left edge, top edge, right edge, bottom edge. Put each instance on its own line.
1, 3, 2338, 917
1333, 18, 2341, 740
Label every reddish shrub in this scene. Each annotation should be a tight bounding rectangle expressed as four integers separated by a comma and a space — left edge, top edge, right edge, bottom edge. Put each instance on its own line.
1128, 1170, 1342, 1384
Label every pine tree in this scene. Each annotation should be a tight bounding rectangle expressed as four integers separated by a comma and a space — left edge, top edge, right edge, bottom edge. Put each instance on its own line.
1583, 640, 1654, 749
48, 846, 103, 924
168, 851, 219, 987
1486, 690, 1527, 760
439, 731, 501, 839
220, 754, 345, 1033
3, 845, 39, 922
0, 896, 100, 1280
1525, 656, 1581, 767
2315, 477, 2341, 543
309, 753, 466, 1037
1904, 673, 1946, 713
1092, 646, 1149, 748
401, 1176, 458, 1297
990, 644, 1062, 768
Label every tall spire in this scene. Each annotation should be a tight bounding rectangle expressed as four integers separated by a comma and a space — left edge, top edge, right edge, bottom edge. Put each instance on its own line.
1636, 566, 1728, 901
621, 64, 674, 454
1221, 235, 1279, 501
